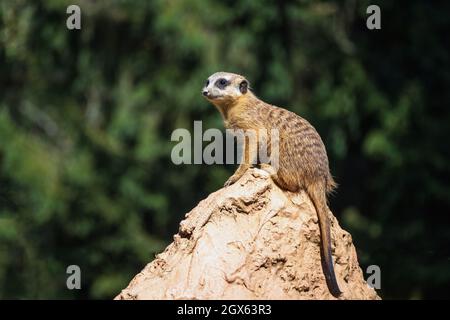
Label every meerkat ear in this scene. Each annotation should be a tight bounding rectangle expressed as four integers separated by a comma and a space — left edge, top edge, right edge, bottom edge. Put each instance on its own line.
239, 80, 248, 94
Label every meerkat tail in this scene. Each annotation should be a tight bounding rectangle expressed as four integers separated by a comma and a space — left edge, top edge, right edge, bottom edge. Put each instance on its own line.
306, 182, 342, 297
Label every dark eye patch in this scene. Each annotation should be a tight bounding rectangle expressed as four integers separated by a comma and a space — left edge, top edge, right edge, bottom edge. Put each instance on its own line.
215, 78, 229, 89
205, 79, 210, 86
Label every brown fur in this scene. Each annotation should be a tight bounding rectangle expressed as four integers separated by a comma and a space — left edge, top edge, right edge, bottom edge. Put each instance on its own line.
204, 73, 341, 296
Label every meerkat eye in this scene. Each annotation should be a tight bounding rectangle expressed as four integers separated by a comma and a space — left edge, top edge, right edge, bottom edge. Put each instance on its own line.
205, 79, 210, 86
216, 78, 228, 89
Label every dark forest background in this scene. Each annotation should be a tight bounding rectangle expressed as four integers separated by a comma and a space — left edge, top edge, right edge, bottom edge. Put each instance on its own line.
1, 0, 449, 299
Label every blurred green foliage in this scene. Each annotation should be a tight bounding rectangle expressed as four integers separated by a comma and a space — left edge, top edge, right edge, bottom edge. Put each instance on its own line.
0, 0, 449, 299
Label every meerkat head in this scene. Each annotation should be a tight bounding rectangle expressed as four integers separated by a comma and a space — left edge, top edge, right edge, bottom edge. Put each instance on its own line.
202, 72, 251, 107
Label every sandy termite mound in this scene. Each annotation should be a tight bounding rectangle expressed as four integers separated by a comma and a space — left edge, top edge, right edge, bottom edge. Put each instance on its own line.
115, 168, 380, 300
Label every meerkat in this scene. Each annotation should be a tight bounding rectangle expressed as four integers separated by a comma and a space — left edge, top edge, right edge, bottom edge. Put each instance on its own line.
202, 72, 342, 297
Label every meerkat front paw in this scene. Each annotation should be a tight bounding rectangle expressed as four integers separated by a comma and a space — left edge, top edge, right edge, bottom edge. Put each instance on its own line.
224, 175, 239, 187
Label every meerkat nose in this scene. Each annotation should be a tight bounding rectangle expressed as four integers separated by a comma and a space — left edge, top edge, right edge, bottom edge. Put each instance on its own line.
202, 89, 209, 97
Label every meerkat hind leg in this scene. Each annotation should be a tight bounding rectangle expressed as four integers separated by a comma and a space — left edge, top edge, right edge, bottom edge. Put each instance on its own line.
259, 163, 298, 192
